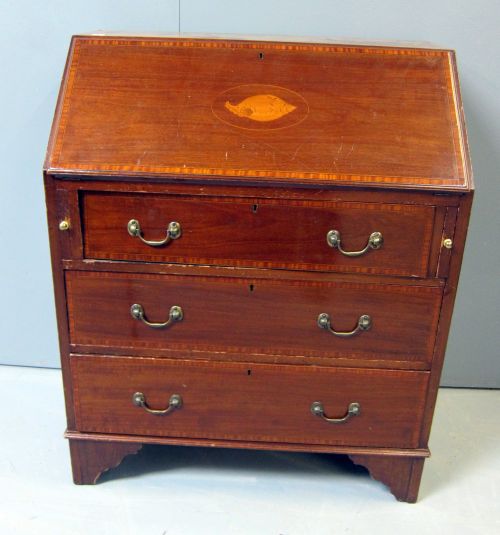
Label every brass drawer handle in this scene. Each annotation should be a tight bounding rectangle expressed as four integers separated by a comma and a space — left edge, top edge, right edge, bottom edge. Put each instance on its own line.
317, 313, 371, 337
130, 304, 183, 329
127, 219, 181, 246
327, 230, 383, 257
311, 401, 360, 424
132, 392, 183, 415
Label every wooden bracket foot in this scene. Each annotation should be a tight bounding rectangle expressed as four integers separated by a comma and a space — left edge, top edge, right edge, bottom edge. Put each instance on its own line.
349, 454, 425, 502
69, 438, 143, 484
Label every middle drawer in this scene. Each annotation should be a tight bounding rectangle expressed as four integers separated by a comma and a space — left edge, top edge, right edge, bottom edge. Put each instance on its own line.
66, 271, 441, 366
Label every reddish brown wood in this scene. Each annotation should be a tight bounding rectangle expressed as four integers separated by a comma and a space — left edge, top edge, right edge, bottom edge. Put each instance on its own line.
70, 347, 431, 372
69, 438, 142, 484
71, 355, 428, 448
419, 192, 474, 448
66, 430, 430, 458
437, 207, 458, 278
44, 36, 474, 501
83, 192, 436, 277
66, 270, 442, 365
448, 50, 474, 191
427, 207, 446, 277
63, 258, 446, 288
56, 177, 463, 206
44, 174, 76, 429
349, 454, 425, 502
45, 36, 470, 191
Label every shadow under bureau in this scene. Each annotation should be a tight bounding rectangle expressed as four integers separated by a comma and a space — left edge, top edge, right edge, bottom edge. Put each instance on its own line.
44, 35, 473, 502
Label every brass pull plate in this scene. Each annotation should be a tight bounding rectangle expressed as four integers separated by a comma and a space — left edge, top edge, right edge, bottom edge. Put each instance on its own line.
133, 392, 182, 415
317, 312, 371, 337
311, 401, 360, 424
130, 304, 183, 329
127, 219, 181, 246
327, 230, 383, 257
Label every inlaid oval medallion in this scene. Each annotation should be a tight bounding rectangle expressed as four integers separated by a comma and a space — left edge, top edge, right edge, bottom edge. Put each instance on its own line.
212, 84, 309, 130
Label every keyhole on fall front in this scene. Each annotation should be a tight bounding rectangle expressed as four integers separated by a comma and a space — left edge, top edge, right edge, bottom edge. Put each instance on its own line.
249, 284, 254, 292
258, 52, 264, 60
252, 204, 258, 213
247, 369, 252, 376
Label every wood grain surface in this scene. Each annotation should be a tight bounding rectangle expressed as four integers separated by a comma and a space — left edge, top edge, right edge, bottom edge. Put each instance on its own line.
69, 439, 142, 484
71, 355, 429, 448
66, 270, 442, 365
349, 454, 425, 502
83, 192, 436, 277
43, 35, 474, 501
45, 36, 471, 190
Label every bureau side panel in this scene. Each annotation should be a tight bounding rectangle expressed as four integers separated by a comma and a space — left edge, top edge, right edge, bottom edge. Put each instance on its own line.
43, 173, 76, 428
419, 192, 473, 446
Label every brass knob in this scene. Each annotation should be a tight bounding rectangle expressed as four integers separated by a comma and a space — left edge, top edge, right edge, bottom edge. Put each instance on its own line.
443, 238, 453, 249
59, 220, 70, 231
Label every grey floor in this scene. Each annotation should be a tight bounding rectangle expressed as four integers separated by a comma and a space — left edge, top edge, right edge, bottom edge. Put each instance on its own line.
1, 365, 498, 535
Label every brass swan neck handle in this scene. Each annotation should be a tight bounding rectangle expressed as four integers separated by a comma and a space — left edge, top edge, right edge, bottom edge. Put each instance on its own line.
317, 312, 371, 337
132, 392, 183, 415
130, 304, 183, 329
127, 219, 181, 247
327, 230, 383, 257
311, 401, 361, 424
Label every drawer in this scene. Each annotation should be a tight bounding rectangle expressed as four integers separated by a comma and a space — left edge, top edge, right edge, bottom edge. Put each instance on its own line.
66, 271, 442, 365
71, 355, 429, 448
82, 192, 436, 277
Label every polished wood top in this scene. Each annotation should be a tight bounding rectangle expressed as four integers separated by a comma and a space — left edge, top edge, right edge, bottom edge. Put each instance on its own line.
45, 36, 471, 191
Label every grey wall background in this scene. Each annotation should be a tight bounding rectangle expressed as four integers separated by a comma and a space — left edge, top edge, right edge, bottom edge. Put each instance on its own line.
1, 0, 498, 387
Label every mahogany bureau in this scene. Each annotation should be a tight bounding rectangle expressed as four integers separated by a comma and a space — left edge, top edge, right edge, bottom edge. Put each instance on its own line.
44, 35, 473, 502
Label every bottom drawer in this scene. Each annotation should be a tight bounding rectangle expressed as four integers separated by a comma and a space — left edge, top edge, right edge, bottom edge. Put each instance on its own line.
71, 355, 429, 449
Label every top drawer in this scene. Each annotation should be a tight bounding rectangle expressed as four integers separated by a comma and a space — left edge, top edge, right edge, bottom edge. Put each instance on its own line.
83, 192, 436, 277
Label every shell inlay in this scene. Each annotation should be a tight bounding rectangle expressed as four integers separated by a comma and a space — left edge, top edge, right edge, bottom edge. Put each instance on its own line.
224, 94, 297, 122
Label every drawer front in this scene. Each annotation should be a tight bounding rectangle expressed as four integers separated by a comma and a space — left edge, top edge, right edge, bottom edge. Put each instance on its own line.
71, 356, 429, 448
71, 356, 428, 448
66, 271, 442, 365
83, 193, 435, 277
